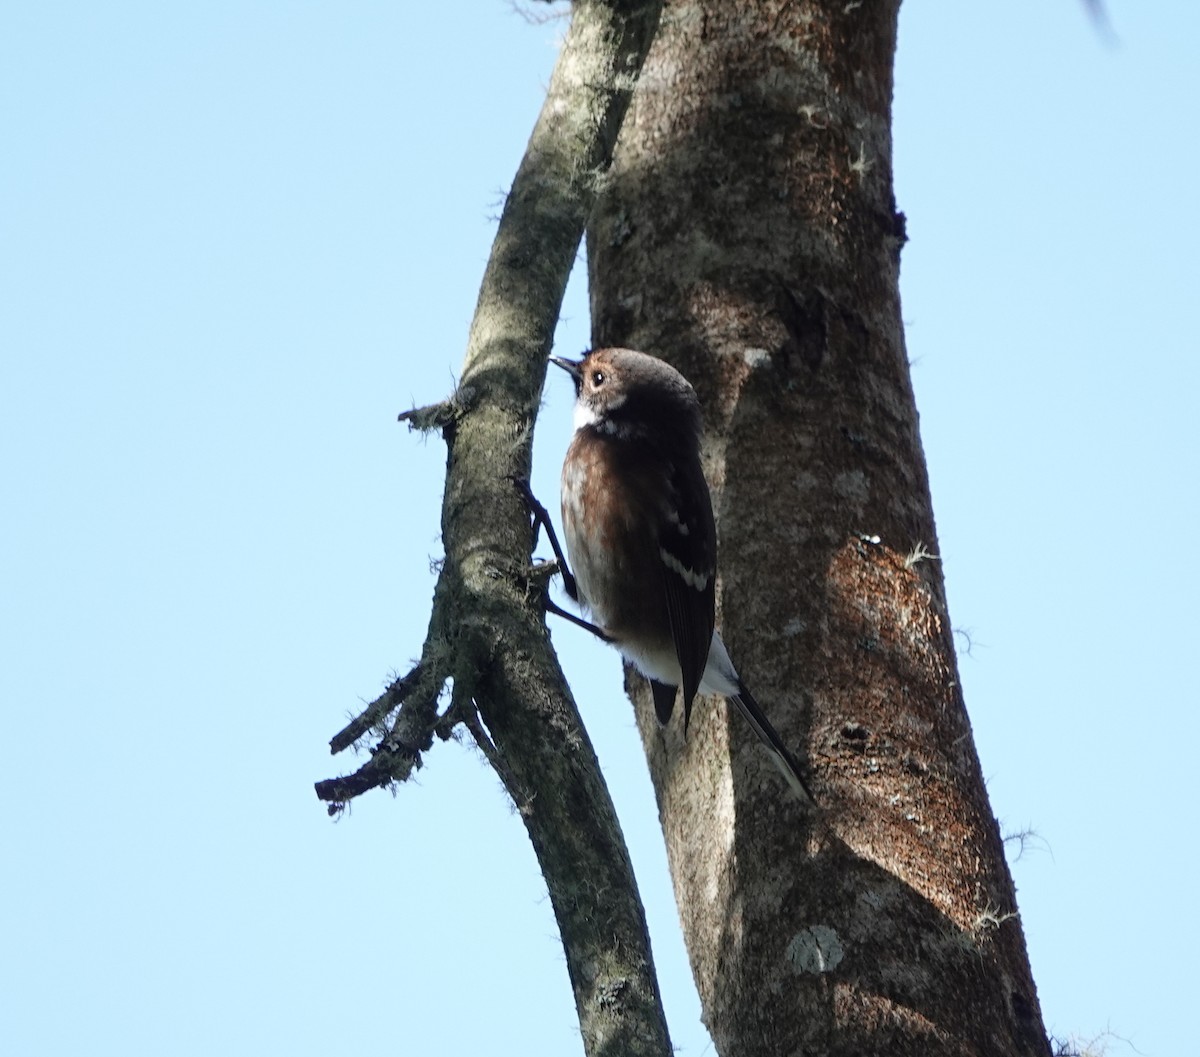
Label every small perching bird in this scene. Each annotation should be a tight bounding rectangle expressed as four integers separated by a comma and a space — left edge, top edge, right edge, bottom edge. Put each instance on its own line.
548, 347, 815, 805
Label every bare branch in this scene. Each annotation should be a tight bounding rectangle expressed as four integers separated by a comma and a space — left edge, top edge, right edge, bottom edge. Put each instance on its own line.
316, 2, 670, 1054
397, 381, 478, 433
396, 401, 457, 432
316, 658, 446, 807
328, 664, 427, 756
313, 740, 422, 808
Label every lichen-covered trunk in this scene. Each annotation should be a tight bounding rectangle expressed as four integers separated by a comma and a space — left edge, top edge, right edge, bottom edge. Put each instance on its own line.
588, 2, 1051, 1054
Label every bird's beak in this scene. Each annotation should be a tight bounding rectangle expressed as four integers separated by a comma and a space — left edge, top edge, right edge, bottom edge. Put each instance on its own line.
549, 355, 583, 381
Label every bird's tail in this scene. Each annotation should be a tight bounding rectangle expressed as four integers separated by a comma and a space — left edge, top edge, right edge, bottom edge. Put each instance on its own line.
729, 683, 816, 806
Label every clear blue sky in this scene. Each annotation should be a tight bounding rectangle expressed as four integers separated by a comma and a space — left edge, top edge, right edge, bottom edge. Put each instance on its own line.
3, 3, 1194, 1055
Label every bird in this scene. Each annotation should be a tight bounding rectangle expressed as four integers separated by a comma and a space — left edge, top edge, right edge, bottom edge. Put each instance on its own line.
548, 347, 815, 805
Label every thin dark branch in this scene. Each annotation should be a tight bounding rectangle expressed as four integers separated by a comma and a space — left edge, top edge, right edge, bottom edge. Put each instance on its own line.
313, 742, 420, 807
316, 671, 444, 805
318, 614, 450, 802
398, 382, 478, 432
328, 664, 425, 756
397, 401, 456, 431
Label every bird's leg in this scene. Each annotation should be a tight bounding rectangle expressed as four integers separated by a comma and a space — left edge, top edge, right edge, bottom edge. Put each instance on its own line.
511, 476, 578, 601
513, 477, 611, 643
544, 598, 612, 643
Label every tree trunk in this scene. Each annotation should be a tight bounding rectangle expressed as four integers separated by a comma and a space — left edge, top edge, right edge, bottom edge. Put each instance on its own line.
588, 2, 1051, 1055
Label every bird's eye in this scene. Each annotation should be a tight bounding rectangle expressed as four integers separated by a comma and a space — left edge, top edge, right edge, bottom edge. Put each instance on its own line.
591, 370, 606, 387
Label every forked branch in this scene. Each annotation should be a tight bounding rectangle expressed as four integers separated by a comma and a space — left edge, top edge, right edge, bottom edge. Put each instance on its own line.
314, 3, 670, 1055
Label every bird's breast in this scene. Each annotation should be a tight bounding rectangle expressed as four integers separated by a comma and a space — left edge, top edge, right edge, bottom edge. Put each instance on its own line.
560, 430, 673, 651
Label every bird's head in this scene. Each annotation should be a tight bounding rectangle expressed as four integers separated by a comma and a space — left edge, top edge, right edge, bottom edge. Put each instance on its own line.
550, 347, 702, 439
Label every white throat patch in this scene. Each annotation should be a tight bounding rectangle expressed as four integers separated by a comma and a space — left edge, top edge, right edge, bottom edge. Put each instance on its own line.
573, 391, 626, 433
573, 401, 599, 431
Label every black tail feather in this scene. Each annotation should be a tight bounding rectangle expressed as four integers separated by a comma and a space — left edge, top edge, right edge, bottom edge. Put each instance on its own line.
729, 683, 816, 806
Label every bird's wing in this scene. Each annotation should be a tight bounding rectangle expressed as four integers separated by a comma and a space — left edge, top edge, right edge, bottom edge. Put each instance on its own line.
659, 454, 717, 734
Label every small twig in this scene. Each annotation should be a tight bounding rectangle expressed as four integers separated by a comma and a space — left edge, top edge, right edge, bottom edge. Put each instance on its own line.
972, 903, 1019, 936
397, 401, 458, 432
318, 651, 447, 806
527, 557, 562, 587
314, 741, 422, 807
1002, 825, 1054, 864
399, 383, 478, 432
509, 0, 572, 28
903, 540, 939, 569
329, 664, 425, 755
316, 684, 443, 805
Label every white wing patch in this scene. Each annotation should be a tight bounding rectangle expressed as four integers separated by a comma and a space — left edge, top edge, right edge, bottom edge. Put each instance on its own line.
660, 547, 710, 592
665, 506, 691, 536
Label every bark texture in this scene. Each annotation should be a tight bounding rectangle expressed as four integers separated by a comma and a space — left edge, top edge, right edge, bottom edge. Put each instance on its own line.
588, 2, 1051, 1055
